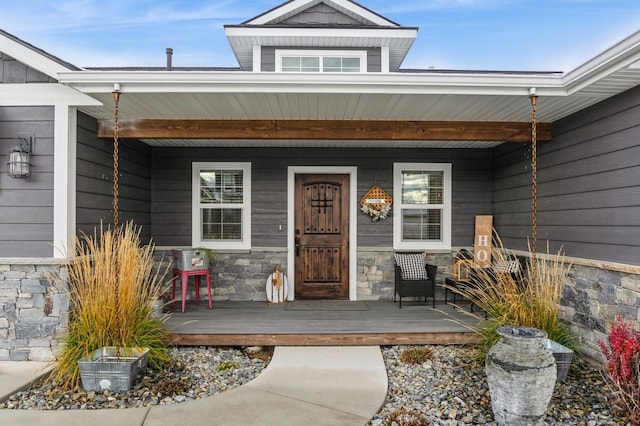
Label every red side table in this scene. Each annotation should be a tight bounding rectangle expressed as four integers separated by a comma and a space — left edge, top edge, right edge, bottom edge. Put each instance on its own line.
172, 268, 212, 313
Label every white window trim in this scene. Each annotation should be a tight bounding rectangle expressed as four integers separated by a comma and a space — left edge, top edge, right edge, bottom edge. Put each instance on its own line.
192, 162, 252, 250
275, 49, 367, 73
393, 163, 452, 250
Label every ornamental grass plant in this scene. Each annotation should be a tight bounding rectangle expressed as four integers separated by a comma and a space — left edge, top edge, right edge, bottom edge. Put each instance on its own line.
446, 232, 578, 359
48, 222, 172, 389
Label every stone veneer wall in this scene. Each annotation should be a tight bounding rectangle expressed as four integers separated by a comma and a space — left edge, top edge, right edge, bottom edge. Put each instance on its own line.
3, 253, 638, 364
560, 263, 640, 362
161, 248, 455, 302
155, 249, 289, 302
0, 259, 68, 361
356, 249, 453, 300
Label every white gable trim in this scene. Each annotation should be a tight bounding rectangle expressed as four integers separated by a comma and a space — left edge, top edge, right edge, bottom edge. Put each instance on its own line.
0, 33, 76, 78
246, 0, 397, 27
0, 84, 102, 106
287, 166, 358, 301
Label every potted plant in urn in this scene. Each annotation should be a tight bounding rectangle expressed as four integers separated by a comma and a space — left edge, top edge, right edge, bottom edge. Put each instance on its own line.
48, 222, 172, 391
445, 232, 578, 360
445, 232, 579, 424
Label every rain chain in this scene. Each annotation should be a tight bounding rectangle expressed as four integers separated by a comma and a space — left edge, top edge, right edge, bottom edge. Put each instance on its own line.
530, 91, 538, 282
112, 89, 120, 231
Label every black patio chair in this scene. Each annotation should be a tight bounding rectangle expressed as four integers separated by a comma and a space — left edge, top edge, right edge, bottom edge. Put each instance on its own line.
393, 252, 438, 308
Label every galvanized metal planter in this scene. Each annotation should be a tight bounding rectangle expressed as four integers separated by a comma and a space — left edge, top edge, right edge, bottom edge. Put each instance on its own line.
78, 347, 149, 392
544, 338, 574, 383
486, 326, 557, 426
171, 249, 210, 271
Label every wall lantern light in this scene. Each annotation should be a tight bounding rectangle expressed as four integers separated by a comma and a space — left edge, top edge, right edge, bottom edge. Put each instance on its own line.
7, 135, 33, 178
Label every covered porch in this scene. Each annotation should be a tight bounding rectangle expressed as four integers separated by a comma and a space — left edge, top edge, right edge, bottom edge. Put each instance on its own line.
165, 296, 480, 347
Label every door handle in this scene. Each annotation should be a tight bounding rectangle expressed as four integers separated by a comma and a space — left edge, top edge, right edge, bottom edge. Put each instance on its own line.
295, 237, 301, 256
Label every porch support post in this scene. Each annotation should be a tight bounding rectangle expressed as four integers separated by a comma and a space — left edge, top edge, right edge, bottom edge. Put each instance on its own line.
53, 105, 77, 257
381, 46, 390, 73
253, 46, 261, 72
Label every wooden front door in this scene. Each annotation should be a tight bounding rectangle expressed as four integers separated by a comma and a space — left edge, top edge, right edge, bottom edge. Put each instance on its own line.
294, 174, 349, 299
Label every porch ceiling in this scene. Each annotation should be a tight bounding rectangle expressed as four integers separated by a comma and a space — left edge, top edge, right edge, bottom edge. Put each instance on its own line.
74, 88, 592, 148
66, 67, 640, 125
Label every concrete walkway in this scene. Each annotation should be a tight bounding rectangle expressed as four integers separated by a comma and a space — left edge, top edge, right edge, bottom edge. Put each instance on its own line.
0, 346, 388, 426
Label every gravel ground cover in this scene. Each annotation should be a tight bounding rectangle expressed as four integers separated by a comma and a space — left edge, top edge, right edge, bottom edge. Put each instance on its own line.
0, 346, 271, 410
371, 345, 626, 426
0, 345, 627, 425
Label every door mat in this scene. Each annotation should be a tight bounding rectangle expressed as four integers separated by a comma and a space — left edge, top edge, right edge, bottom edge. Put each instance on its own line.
285, 301, 369, 311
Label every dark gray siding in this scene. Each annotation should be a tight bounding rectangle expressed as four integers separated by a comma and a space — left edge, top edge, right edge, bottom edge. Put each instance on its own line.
76, 112, 152, 241
279, 3, 371, 26
261, 47, 276, 72
151, 147, 492, 248
492, 85, 640, 266
367, 49, 381, 73
0, 106, 54, 257
1, 53, 56, 83
261, 47, 381, 72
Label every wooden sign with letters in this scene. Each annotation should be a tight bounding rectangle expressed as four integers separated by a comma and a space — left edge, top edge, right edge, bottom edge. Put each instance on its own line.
474, 215, 493, 267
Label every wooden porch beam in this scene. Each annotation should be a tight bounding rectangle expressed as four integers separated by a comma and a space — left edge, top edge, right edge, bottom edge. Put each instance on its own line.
97, 119, 552, 142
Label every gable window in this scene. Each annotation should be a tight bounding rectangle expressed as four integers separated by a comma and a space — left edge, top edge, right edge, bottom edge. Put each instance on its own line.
276, 50, 366, 73
393, 163, 452, 250
192, 162, 251, 250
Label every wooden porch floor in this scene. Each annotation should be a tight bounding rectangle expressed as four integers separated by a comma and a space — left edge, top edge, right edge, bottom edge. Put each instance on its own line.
165, 297, 481, 346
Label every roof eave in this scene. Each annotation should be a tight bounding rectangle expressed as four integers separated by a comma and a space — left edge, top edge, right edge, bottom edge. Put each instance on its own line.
57, 69, 566, 97
0, 29, 80, 77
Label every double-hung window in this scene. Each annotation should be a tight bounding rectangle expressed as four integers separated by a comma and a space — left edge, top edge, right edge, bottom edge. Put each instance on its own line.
192, 162, 251, 250
276, 49, 366, 73
393, 163, 452, 250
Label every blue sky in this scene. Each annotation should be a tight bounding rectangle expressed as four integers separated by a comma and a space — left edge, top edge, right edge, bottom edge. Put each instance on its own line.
1, 0, 639, 72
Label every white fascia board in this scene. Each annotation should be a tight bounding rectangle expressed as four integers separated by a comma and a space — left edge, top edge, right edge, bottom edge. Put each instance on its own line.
225, 26, 417, 42
328, 0, 399, 26
561, 30, 640, 94
0, 35, 76, 78
58, 70, 566, 97
246, 0, 396, 27
0, 83, 102, 106
246, 0, 319, 25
